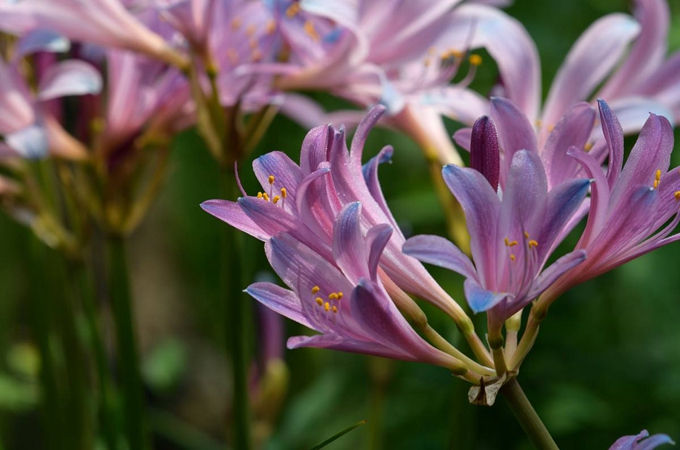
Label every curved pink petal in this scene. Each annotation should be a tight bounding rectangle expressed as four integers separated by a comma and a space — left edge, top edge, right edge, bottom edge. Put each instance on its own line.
252, 151, 303, 199
200, 199, 269, 241
402, 234, 477, 280
37, 60, 102, 100
287, 334, 409, 360
332, 202, 368, 283
246, 281, 315, 330
541, 13, 640, 132
442, 164, 500, 287
490, 97, 537, 187
366, 224, 393, 283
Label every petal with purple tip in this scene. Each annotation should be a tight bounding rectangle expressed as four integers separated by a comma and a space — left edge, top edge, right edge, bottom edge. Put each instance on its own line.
470, 116, 500, 191
200, 199, 269, 241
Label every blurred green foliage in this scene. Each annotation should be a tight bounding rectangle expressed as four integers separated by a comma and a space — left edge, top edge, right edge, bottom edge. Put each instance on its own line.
1, 0, 680, 449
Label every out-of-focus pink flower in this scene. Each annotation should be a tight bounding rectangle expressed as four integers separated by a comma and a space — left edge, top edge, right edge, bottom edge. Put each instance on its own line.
610, 430, 674, 450
0, 0, 187, 67
404, 117, 588, 333
0, 51, 101, 159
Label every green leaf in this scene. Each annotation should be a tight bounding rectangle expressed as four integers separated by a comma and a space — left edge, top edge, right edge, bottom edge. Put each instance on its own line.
308, 419, 367, 450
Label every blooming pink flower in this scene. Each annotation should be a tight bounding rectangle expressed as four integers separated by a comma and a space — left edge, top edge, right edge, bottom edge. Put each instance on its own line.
244, 202, 465, 371
201, 106, 468, 320
403, 116, 588, 333
541, 100, 680, 300
610, 430, 674, 450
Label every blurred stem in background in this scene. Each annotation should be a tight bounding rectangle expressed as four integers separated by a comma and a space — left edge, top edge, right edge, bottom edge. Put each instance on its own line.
368, 358, 393, 450
107, 234, 149, 450
219, 167, 251, 450
70, 260, 118, 450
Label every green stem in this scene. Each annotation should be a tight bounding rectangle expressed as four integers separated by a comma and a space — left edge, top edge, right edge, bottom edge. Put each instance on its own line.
28, 239, 64, 450
501, 378, 559, 450
72, 261, 118, 450
107, 235, 149, 450
219, 169, 251, 450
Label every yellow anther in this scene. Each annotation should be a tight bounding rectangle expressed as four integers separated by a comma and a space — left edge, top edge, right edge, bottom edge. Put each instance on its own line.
428, 47, 437, 55
510, 254, 516, 261
468, 54, 482, 66
311, 286, 320, 294
535, 119, 542, 128
337, 292, 343, 299
328, 293, 338, 300
257, 192, 263, 199
504, 237, 518, 247
262, 193, 270, 201
266, 19, 276, 34
654, 169, 662, 189
547, 124, 555, 132
285, 2, 301, 17
246, 24, 256, 37
324, 302, 330, 312
281, 187, 287, 198
451, 49, 464, 59
304, 20, 319, 41
251, 49, 263, 62
272, 195, 281, 204
524, 231, 530, 239
654, 179, 660, 189
268, 175, 275, 184
315, 297, 323, 306
231, 17, 242, 30
528, 239, 538, 249
249, 38, 258, 49
584, 142, 593, 151
332, 306, 338, 313
424, 58, 431, 67
674, 191, 680, 201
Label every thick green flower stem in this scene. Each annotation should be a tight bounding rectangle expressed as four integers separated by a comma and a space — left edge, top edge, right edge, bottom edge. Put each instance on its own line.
219, 168, 252, 450
28, 239, 65, 450
509, 304, 548, 371
107, 234, 149, 450
501, 378, 559, 450
71, 261, 118, 450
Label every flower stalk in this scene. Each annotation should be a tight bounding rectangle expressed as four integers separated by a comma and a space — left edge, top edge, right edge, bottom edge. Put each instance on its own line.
501, 378, 558, 450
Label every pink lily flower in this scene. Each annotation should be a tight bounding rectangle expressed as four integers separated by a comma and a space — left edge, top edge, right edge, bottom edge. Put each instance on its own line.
0, 0, 188, 67
542, 100, 680, 300
403, 116, 589, 334
201, 106, 470, 322
244, 202, 467, 372
610, 430, 674, 450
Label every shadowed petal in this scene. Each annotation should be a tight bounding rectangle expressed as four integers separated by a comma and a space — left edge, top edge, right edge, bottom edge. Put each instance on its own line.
253, 151, 303, 199
470, 116, 500, 191
598, 99, 625, 188
362, 145, 400, 231
287, 334, 409, 360
38, 60, 102, 100
490, 97, 537, 185
5, 124, 49, 159
403, 235, 477, 280
333, 202, 368, 283
366, 224, 393, 283
350, 104, 386, 167
528, 250, 586, 299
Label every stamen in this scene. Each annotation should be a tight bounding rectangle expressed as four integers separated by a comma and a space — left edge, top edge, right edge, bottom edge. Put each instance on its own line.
547, 124, 555, 132
524, 231, 530, 239
468, 54, 482, 66
257, 192, 263, 199
272, 195, 280, 204
231, 17, 242, 30
328, 293, 338, 300
249, 38, 258, 50
311, 286, 320, 294
674, 191, 680, 201
251, 49, 263, 62
246, 24, 256, 37
280, 188, 287, 198
315, 297, 323, 306
535, 119, 542, 128
654, 169, 662, 189
528, 240, 538, 249
504, 238, 518, 247
304, 21, 320, 41
337, 292, 343, 299
262, 193, 270, 202
266, 19, 276, 34
324, 302, 330, 312
227, 48, 239, 64
286, 2, 300, 17
332, 306, 338, 313
510, 254, 516, 261
268, 175, 275, 184
584, 142, 593, 151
